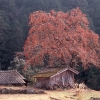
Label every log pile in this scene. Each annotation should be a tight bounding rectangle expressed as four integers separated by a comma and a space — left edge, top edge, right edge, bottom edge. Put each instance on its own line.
50, 83, 72, 90
0, 88, 45, 94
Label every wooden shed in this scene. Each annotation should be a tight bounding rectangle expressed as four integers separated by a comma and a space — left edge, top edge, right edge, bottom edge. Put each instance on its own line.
0, 70, 26, 85
32, 67, 79, 89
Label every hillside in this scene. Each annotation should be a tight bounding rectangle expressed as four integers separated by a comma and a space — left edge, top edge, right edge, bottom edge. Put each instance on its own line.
0, 0, 100, 70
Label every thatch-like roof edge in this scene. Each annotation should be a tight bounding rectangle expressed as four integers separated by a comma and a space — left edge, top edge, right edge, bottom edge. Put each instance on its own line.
0, 70, 26, 84
32, 67, 79, 78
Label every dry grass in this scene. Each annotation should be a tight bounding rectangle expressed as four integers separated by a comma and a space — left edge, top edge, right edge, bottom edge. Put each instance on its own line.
0, 86, 100, 100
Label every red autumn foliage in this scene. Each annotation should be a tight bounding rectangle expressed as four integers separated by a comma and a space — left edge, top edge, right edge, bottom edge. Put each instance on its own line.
23, 8, 100, 69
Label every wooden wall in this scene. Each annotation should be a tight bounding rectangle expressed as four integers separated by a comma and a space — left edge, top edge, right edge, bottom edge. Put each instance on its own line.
36, 77, 50, 88
49, 71, 75, 88
36, 71, 75, 89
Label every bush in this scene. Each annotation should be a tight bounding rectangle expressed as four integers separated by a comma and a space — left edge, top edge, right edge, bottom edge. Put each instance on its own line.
75, 66, 100, 90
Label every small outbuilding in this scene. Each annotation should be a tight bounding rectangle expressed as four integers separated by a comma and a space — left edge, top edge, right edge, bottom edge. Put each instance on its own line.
32, 67, 79, 89
0, 70, 26, 85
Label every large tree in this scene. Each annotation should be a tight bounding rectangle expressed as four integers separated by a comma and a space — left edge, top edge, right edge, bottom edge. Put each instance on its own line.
23, 8, 100, 69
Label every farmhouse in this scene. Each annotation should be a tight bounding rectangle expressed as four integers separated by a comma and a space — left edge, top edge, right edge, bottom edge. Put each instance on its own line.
0, 70, 26, 85
32, 67, 79, 89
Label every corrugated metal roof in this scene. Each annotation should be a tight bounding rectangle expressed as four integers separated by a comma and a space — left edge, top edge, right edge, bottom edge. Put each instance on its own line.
0, 70, 25, 84
32, 67, 79, 78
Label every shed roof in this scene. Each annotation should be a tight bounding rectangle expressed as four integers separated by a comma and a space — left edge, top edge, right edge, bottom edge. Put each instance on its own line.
32, 67, 79, 78
0, 70, 25, 84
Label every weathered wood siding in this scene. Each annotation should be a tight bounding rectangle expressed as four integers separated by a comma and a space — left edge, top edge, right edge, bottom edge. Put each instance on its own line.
49, 70, 75, 88
36, 78, 50, 88
36, 70, 75, 89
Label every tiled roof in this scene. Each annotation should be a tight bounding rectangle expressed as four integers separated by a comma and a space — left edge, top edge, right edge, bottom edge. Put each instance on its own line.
0, 70, 25, 84
32, 67, 79, 78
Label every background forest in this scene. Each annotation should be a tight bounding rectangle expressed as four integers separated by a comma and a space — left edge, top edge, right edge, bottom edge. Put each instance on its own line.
0, 0, 100, 90
0, 0, 100, 69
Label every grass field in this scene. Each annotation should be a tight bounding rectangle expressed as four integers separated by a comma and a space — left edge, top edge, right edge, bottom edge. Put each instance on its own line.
0, 86, 100, 100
